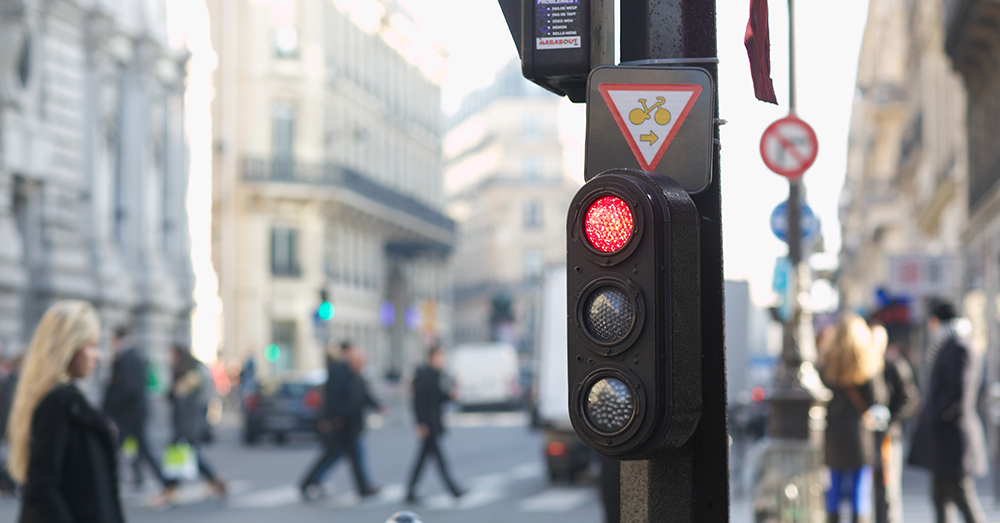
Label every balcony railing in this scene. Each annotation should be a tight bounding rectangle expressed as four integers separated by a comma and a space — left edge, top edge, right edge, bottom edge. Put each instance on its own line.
242, 157, 455, 234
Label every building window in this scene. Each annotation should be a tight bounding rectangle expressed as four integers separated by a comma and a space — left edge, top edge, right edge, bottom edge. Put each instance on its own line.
524, 201, 542, 229
269, 321, 296, 373
523, 155, 540, 180
524, 249, 543, 281
524, 113, 540, 138
274, 25, 299, 59
271, 227, 300, 276
273, 103, 295, 178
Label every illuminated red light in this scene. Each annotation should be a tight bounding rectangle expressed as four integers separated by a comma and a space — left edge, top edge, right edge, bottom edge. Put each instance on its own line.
546, 441, 567, 456
751, 386, 766, 402
585, 196, 634, 253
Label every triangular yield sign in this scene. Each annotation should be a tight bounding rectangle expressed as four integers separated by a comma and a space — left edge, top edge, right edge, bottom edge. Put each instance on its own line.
598, 83, 703, 171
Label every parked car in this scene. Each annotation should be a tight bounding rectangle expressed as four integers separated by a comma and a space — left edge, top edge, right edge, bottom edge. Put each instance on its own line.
242, 368, 326, 445
448, 342, 522, 411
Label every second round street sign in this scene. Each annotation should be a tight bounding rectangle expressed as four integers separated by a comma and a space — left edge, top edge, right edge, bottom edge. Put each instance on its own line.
760, 114, 818, 179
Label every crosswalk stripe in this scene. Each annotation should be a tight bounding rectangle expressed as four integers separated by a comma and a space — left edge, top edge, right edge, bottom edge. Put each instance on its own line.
419, 488, 506, 511
122, 479, 252, 509
120, 461, 597, 513
228, 484, 300, 509
509, 462, 544, 480
518, 487, 595, 512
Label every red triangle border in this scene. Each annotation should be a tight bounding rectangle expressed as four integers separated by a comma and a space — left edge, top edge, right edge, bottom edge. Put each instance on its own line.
597, 83, 704, 171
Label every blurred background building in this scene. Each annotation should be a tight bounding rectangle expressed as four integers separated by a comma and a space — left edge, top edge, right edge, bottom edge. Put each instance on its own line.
840, 0, 1000, 485
0, 1, 194, 383
838, 0, 968, 361
208, 0, 455, 379
443, 61, 581, 356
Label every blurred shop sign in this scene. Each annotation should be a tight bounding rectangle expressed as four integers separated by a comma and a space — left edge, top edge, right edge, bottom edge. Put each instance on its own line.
887, 255, 956, 296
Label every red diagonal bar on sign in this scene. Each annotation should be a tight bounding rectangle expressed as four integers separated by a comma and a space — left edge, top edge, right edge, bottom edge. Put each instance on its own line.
772, 126, 809, 167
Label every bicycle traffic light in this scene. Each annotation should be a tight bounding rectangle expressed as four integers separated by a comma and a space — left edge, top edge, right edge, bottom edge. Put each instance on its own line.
566, 169, 702, 459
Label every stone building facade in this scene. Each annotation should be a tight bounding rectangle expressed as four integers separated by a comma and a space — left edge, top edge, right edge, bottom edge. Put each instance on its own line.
0, 0, 194, 386
947, 0, 1000, 460
838, 0, 967, 340
840, 0, 1000, 458
208, 0, 454, 379
444, 62, 581, 354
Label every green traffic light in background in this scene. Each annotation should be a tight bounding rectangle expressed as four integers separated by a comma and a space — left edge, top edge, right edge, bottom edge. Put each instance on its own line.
265, 344, 281, 362
318, 301, 334, 321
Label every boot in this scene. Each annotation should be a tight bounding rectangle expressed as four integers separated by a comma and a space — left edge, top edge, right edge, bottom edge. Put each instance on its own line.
827, 513, 839, 523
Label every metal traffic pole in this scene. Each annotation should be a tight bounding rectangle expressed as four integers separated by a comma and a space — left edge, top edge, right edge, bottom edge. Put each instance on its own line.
617, 1, 728, 522
753, 0, 830, 520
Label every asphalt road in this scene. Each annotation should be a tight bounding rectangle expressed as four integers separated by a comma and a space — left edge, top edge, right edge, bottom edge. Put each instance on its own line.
0, 409, 607, 523
5, 395, 1000, 522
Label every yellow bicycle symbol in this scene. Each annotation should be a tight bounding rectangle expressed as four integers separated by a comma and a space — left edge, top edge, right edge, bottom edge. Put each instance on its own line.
628, 97, 672, 126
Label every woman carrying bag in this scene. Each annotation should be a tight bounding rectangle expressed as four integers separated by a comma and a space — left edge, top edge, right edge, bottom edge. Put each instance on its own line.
7, 300, 125, 523
820, 313, 888, 523
168, 345, 227, 499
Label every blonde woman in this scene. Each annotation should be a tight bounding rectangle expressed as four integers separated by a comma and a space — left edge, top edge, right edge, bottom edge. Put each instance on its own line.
7, 301, 123, 522
820, 313, 886, 523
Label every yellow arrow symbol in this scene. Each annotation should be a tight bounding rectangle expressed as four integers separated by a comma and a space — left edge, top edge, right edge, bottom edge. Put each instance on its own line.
640, 131, 658, 145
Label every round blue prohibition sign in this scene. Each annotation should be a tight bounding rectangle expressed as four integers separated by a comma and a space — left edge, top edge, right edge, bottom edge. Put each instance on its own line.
770, 200, 819, 243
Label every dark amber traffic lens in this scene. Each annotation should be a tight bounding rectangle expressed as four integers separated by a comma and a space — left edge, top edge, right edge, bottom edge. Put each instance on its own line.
585, 377, 635, 434
582, 286, 634, 344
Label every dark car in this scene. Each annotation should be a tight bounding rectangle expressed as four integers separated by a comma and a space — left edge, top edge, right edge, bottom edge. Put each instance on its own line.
242, 369, 326, 445
544, 427, 594, 483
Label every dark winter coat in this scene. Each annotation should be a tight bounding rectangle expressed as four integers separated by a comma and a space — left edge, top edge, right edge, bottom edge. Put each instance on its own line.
321, 358, 354, 423
883, 353, 919, 438
909, 337, 988, 477
822, 375, 886, 470
170, 365, 211, 443
412, 365, 449, 437
347, 371, 379, 435
18, 383, 124, 523
319, 357, 379, 436
0, 369, 19, 442
103, 348, 148, 435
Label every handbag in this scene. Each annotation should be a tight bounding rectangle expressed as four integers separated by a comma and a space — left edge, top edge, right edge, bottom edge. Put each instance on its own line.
120, 435, 138, 460
846, 385, 892, 484
162, 441, 198, 481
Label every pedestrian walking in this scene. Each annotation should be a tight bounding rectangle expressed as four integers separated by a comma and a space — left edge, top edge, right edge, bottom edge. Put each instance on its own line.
908, 300, 988, 523
868, 323, 919, 523
7, 300, 125, 522
299, 341, 381, 500
168, 345, 227, 499
0, 352, 21, 495
820, 313, 887, 523
103, 326, 177, 504
405, 344, 466, 503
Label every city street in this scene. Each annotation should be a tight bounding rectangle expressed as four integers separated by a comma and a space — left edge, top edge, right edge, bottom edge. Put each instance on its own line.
0, 407, 605, 523
4, 399, 1000, 522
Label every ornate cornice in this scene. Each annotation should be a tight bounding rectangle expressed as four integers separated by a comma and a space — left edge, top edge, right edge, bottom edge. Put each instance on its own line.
946, 0, 1000, 94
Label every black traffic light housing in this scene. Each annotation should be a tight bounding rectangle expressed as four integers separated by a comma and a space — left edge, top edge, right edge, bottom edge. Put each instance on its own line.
499, 0, 596, 103
566, 168, 701, 460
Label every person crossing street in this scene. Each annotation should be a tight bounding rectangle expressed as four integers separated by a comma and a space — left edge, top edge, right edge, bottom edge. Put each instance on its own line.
406, 344, 465, 503
103, 326, 177, 505
299, 341, 381, 500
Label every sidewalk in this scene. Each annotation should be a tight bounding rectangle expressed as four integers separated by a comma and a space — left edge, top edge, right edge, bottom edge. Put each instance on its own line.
730, 466, 1000, 522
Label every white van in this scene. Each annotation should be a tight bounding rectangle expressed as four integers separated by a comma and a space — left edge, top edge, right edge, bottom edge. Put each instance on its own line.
448, 342, 521, 410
